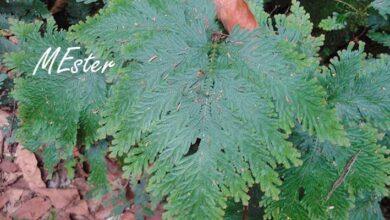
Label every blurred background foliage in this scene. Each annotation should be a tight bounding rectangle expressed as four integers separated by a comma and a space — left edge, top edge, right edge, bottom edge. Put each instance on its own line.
264, 0, 390, 62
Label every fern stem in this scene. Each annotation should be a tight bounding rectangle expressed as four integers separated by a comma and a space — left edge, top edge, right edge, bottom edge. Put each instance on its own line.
208, 41, 219, 75
334, 0, 359, 13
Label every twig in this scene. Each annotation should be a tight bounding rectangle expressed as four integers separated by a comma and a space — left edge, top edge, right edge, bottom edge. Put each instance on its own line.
353, 27, 369, 42
242, 205, 248, 220
325, 149, 363, 201
334, 0, 359, 13
269, 5, 280, 16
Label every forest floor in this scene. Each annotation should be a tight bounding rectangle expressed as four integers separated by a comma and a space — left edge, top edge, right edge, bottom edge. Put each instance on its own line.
0, 108, 163, 220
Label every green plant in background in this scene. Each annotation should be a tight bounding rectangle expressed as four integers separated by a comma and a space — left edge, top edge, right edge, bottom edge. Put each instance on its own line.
0, 0, 108, 107
369, 31, 390, 47
264, 41, 390, 218
2, 0, 390, 219
319, 12, 347, 31
297, 0, 389, 60
65, 0, 107, 26
0, 0, 111, 191
5, 18, 110, 189
320, 0, 390, 49
0, 0, 48, 115
0, 0, 49, 55
316, 0, 390, 32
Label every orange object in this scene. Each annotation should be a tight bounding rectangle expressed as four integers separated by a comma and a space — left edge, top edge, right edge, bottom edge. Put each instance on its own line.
215, 0, 258, 33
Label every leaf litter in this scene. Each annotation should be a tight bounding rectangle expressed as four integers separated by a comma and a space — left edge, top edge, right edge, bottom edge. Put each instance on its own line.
0, 108, 161, 219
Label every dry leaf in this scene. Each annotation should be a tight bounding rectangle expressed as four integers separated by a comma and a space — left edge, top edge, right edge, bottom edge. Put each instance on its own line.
5, 190, 34, 214
2, 171, 22, 187
5, 189, 24, 205
0, 189, 24, 214
0, 160, 19, 173
95, 206, 114, 220
11, 197, 51, 220
72, 177, 90, 194
34, 188, 80, 209
50, 0, 67, 14
120, 211, 136, 220
14, 145, 46, 189
215, 0, 258, 33
66, 200, 89, 216
0, 193, 8, 209
0, 110, 9, 125
8, 36, 18, 45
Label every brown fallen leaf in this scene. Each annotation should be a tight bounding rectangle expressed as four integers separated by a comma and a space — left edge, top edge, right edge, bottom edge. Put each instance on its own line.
0, 189, 24, 214
106, 158, 123, 184
72, 177, 90, 194
120, 211, 136, 220
6, 175, 28, 189
5, 189, 24, 205
73, 147, 80, 157
2, 170, 22, 187
14, 145, 46, 189
0, 109, 9, 125
75, 161, 88, 178
0, 193, 8, 209
11, 197, 51, 220
34, 188, 80, 209
0, 215, 11, 220
4, 190, 34, 215
65, 200, 89, 216
51, 212, 71, 220
95, 205, 113, 220
50, 0, 67, 14
0, 159, 19, 173
8, 36, 18, 45
215, 0, 258, 33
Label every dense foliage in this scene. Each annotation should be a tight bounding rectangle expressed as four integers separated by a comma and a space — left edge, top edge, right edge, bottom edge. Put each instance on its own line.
2, 0, 390, 219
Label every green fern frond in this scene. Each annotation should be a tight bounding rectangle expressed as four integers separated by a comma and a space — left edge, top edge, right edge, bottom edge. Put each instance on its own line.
69, 0, 350, 218
322, 42, 390, 129
4, 19, 107, 179
371, 0, 390, 19
368, 31, 390, 48
263, 124, 390, 220
349, 193, 385, 220
319, 13, 347, 31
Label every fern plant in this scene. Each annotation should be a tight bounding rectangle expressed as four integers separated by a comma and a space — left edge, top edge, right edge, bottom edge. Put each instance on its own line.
3, 0, 390, 219
317, 0, 390, 32
4, 19, 109, 187
0, 0, 49, 64
265, 42, 390, 219
70, 0, 350, 218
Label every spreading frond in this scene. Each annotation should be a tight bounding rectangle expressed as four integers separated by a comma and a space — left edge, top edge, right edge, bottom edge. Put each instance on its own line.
319, 13, 347, 31
371, 0, 390, 19
4, 19, 107, 177
368, 31, 390, 48
69, 0, 350, 218
263, 124, 390, 220
322, 42, 390, 129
